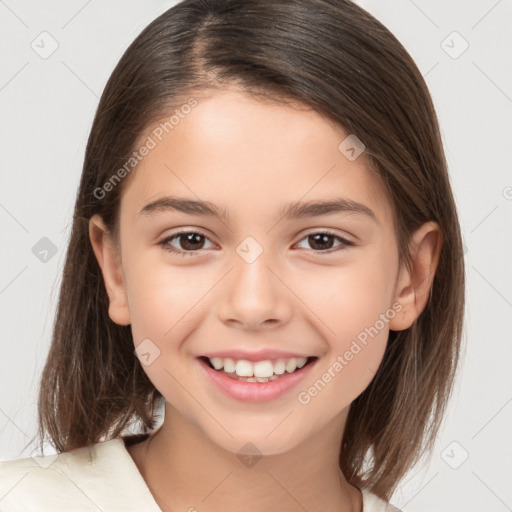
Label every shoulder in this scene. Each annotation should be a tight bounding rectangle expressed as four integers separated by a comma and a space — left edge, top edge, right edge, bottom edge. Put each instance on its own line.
0, 442, 96, 511
0, 438, 160, 512
361, 487, 403, 512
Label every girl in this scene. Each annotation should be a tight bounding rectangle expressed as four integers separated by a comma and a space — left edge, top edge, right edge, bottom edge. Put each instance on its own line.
0, 0, 465, 511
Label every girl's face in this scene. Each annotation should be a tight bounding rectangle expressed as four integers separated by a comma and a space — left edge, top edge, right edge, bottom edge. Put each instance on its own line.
93, 88, 408, 455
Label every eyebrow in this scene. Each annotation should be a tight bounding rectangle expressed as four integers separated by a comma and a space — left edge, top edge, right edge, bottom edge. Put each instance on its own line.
138, 196, 377, 223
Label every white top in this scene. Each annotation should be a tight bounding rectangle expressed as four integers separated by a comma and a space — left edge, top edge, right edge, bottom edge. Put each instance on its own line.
0, 438, 402, 511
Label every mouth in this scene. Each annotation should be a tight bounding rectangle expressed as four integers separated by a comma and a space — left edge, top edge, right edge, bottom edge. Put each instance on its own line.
196, 354, 318, 402
198, 355, 318, 383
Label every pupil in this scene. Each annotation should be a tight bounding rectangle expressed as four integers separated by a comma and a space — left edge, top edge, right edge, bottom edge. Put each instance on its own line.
310, 233, 333, 250
182, 233, 203, 250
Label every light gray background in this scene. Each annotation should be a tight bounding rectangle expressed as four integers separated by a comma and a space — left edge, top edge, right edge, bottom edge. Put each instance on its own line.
1, 1, 511, 511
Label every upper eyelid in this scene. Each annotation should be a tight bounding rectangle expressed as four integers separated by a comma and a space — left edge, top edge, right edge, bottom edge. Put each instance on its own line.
160, 228, 355, 247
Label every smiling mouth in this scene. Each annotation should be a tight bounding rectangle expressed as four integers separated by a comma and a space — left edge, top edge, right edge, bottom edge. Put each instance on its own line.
199, 356, 318, 383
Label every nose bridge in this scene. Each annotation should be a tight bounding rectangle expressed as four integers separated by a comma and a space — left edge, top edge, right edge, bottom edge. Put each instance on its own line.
232, 235, 276, 297
217, 235, 290, 327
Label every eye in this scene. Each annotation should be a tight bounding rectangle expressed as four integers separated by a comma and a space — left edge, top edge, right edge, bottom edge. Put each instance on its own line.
158, 229, 354, 257
158, 230, 215, 257
294, 231, 354, 253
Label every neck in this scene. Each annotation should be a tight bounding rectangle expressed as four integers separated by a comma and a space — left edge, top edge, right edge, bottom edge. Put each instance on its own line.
129, 403, 362, 512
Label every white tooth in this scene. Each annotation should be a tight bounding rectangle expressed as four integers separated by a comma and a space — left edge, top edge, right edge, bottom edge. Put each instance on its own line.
285, 358, 298, 373
273, 359, 286, 375
216, 356, 308, 377
246, 377, 257, 382
235, 359, 254, 377
223, 358, 236, 373
253, 360, 274, 378
269, 375, 279, 381
296, 357, 308, 369
210, 357, 223, 370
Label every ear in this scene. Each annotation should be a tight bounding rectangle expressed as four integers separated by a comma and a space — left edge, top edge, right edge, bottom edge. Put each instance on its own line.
389, 221, 442, 331
89, 214, 131, 326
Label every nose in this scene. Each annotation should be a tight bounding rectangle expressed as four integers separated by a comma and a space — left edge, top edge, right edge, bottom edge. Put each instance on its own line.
216, 244, 293, 330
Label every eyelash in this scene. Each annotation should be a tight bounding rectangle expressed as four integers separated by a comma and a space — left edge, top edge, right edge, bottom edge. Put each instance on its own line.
157, 229, 354, 257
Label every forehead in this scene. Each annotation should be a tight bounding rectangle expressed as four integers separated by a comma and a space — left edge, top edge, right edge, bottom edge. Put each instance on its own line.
119, 88, 393, 228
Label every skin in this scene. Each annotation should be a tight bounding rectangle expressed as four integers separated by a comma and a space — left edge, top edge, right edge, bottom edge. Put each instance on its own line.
89, 87, 441, 512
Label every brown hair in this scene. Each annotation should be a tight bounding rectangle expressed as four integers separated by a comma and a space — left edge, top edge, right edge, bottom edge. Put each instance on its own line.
36, 0, 465, 501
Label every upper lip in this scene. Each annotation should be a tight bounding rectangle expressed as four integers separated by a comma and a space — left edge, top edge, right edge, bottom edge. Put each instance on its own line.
199, 349, 314, 362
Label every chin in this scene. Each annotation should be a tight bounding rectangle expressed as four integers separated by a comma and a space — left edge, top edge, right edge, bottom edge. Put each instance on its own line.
201, 423, 304, 459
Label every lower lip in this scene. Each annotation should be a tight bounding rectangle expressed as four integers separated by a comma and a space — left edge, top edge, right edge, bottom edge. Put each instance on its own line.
197, 357, 317, 403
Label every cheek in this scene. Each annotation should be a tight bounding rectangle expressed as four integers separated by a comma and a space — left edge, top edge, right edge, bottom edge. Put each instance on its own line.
297, 250, 397, 338
124, 247, 209, 336
296, 328, 387, 430
124, 255, 220, 399
293, 255, 395, 408
295, 262, 394, 417
124, 263, 204, 409
329, 326, 388, 399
